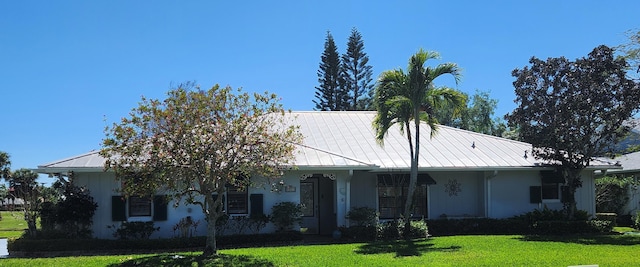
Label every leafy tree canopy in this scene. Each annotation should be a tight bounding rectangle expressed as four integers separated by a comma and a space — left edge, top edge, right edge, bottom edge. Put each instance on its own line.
101, 83, 303, 256
506, 45, 640, 218
616, 28, 640, 79
434, 89, 507, 137
0, 151, 10, 179
8, 168, 41, 237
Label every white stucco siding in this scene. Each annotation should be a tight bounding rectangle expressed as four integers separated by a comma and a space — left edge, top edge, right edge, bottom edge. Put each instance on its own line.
74, 172, 306, 239
429, 172, 483, 218
349, 172, 377, 209
575, 170, 596, 216
489, 171, 540, 218
489, 169, 597, 219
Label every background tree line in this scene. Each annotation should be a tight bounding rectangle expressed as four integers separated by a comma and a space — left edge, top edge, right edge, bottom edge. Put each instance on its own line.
313, 28, 507, 137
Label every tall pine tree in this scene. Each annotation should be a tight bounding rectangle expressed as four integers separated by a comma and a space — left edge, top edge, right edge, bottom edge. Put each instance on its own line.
314, 31, 347, 111
342, 28, 374, 110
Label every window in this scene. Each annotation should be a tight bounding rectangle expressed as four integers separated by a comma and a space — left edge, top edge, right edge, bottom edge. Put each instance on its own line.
213, 186, 249, 215
541, 183, 560, 201
227, 186, 248, 214
300, 182, 314, 217
377, 174, 428, 219
111, 195, 167, 221
129, 196, 152, 217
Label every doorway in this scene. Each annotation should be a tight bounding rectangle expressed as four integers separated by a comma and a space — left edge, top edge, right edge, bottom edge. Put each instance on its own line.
300, 175, 336, 235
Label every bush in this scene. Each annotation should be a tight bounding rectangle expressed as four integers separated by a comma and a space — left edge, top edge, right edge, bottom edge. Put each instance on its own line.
173, 216, 200, 238
8, 232, 303, 255
218, 214, 269, 235
634, 211, 640, 230
339, 226, 376, 241
511, 206, 589, 223
109, 221, 159, 240
596, 175, 634, 214
270, 202, 302, 232
346, 207, 379, 227
531, 220, 613, 235
38, 183, 98, 239
375, 218, 428, 240
595, 213, 617, 227
427, 218, 529, 236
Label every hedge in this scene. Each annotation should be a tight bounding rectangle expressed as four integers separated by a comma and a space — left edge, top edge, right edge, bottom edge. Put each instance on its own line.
9, 231, 303, 255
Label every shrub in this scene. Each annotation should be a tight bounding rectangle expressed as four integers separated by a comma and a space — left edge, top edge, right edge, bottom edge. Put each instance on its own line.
339, 226, 376, 241
270, 201, 302, 232
511, 206, 589, 224
173, 216, 200, 238
375, 218, 428, 240
37, 183, 98, 239
222, 214, 269, 235
248, 213, 270, 234
634, 211, 640, 230
8, 232, 303, 254
346, 207, 379, 227
531, 220, 613, 235
595, 213, 617, 227
110, 221, 159, 240
596, 175, 634, 214
427, 218, 529, 236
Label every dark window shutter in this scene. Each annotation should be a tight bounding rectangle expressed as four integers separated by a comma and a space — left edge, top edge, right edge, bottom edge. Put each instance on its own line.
112, 196, 127, 221
530, 186, 541, 203
250, 194, 264, 216
153, 195, 168, 221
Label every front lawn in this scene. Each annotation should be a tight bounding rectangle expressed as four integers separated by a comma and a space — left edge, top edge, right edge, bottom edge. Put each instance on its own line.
2, 234, 640, 266
0, 211, 27, 238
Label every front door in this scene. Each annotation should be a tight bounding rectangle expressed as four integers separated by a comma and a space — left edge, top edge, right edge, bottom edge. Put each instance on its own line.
300, 175, 335, 235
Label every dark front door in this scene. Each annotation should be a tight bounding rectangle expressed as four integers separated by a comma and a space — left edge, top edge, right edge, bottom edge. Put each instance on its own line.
300, 175, 336, 235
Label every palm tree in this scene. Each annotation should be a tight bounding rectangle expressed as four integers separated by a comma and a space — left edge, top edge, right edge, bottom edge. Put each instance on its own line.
373, 49, 466, 236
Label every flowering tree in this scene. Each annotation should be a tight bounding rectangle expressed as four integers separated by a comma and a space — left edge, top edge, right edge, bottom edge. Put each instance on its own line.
101, 83, 302, 256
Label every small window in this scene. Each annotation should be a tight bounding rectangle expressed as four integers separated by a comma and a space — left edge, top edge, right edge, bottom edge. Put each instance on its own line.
129, 196, 152, 217
227, 186, 248, 214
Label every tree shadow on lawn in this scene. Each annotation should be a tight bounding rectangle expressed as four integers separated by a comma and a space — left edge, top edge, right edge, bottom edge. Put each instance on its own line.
109, 253, 275, 267
516, 234, 640, 246
355, 239, 461, 257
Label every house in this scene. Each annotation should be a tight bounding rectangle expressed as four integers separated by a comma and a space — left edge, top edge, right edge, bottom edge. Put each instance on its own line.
604, 151, 640, 216
35, 111, 617, 239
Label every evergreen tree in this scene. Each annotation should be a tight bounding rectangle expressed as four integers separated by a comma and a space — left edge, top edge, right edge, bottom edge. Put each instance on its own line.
342, 28, 374, 110
314, 31, 347, 110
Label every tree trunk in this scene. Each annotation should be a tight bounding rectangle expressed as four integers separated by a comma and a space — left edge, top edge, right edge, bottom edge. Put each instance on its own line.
203, 212, 218, 257
403, 116, 420, 239
563, 169, 581, 220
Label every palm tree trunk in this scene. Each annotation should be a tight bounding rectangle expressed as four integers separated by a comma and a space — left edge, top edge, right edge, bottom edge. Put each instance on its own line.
403, 112, 420, 239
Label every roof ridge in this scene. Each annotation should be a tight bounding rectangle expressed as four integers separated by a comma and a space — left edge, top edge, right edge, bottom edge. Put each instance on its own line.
294, 143, 377, 167
39, 150, 101, 167
435, 124, 532, 146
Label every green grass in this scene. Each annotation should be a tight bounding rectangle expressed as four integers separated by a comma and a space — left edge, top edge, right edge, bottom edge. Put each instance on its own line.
2, 234, 640, 266
0, 211, 27, 238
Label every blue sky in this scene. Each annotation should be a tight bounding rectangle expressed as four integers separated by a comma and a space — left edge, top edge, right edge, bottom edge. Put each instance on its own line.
1, 1, 638, 183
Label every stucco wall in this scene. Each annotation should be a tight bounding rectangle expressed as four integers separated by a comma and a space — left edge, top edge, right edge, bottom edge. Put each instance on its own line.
489, 169, 596, 219
429, 171, 483, 218
349, 171, 377, 210
74, 171, 307, 239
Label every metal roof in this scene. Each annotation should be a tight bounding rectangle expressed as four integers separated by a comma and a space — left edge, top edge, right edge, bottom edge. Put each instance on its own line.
608, 151, 640, 174
290, 111, 538, 170
36, 111, 618, 173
